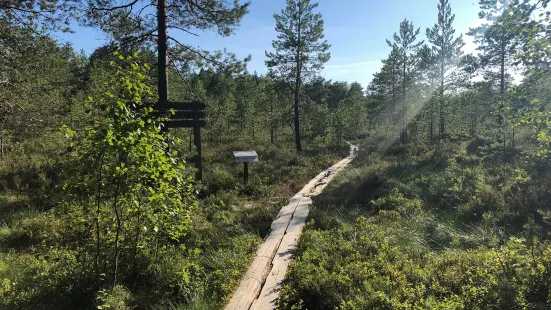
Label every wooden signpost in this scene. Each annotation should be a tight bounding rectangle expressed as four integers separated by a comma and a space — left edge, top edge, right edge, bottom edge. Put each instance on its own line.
233, 151, 259, 185
153, 1, 206, 181
150, 100, 206, 181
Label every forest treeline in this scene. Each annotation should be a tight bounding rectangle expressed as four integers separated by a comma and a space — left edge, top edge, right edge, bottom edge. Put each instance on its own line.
1, 0, 551, 309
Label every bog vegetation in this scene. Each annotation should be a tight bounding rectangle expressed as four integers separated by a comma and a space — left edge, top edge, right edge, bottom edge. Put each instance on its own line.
1, 0, 551, 309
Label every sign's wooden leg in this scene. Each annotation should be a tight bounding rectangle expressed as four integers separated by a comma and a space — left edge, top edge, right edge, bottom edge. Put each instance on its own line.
244, 162, 248, 185
194, 122, 202, 181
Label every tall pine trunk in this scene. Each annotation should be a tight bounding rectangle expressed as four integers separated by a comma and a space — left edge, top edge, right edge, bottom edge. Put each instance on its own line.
430, 96, 434, 143
270, 100, 275, 144
500, 41, 506, 152
294, 14, 302, 153
392, 68, 396, 108
294, 70, 302, 152
402, 61, 407, 144
499, 42, 505, 126
157, 0, 168, 103
439, 57, 445, 138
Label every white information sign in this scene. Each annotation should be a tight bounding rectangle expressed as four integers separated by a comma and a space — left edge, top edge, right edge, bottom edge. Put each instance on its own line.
233, 151, 259, 163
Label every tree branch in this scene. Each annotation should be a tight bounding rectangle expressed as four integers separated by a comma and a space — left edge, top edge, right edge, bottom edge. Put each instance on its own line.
167, 25, 199, 37
167, 36, 223, 66
168, 56, 197, 98
89, 0, 140, 12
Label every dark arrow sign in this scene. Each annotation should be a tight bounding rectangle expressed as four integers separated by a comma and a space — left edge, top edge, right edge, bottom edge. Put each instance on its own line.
145, 100, 207, 181
162, 120, 207, 128
152, 111, 206, 119
154, 101, 206, 111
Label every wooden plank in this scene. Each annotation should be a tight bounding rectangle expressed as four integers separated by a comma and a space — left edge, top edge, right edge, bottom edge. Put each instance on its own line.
162, 119, 206, 128
251, 197, 312, 310
224, 197, 302, 310
225, 144, 359, 310
153, 100, 206, 111
151, 111, 206, 119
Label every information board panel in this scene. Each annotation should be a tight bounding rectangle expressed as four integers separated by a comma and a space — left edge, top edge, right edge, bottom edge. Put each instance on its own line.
233, 151, 259, 163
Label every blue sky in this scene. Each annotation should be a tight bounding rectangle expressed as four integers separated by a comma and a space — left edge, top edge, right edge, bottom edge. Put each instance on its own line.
57, 0, 482, 88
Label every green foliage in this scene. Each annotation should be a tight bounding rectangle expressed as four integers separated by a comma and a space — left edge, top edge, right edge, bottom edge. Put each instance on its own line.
80, 0, 250, 73
60, 53, 197, 290
0, 247, 86, 309
370, 189, 422, 216
96, 285, 132, 310
279, 138, 551, 309
266, 0, 331, 76
266, 0, 331, 152
4, 0, 551, 309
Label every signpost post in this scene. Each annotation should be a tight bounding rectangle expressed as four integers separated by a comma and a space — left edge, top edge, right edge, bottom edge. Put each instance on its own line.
233, 151, 259, 185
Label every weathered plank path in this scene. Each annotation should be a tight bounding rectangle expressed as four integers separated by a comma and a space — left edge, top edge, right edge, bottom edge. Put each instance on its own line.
225, 143, 358, 310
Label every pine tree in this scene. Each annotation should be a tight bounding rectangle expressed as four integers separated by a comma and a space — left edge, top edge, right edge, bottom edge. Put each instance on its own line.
499, 0, 551, 156
366, 71, 392, 130
382, 46, 402, 111
468, 0, 519, 148
426, 0, 464, 138
0, 1, 77, 38
341, 82, 367, 138
388, 19, 423, 143
1, 1, 78, 85
266, 0, 330, 152
468, 0, 518, 99
375, 47, 402, 135
82, 0, 250, 102
417, 43, 439, 142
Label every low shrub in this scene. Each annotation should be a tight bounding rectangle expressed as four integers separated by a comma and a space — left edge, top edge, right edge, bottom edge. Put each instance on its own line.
278, 137, 551, 310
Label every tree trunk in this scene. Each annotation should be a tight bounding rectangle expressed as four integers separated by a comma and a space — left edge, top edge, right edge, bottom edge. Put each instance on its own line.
500, 43, 506, 152
270, 100, 275, 144
132, 197, 143, 276
240, 99, 244, 131
157, 0, 168, 103
392, 68, 396, 108
512, 127, 515, 149
294, 67, 302, 152
500, 49, 505, 97
95, 153, 105, 279
402, 61, 407, 144
499, 43, 505, 126
294, 13, 302, 152
430, 97, 434, 143
439, 58, 445, 138
112, 181, 122, 288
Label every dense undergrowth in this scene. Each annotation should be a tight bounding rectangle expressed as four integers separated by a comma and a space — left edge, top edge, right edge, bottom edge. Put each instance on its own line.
278, 134, 551, 309
0, 61, 347, 310
0, 135, 345, 310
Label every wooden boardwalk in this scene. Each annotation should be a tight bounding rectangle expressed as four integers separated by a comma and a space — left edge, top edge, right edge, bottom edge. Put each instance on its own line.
225, 144, 358, 310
